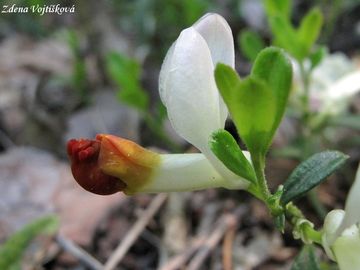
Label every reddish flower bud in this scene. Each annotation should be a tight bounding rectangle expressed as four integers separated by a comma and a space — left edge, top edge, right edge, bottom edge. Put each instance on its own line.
67, 138, 126, 195
67, 134, 161, 195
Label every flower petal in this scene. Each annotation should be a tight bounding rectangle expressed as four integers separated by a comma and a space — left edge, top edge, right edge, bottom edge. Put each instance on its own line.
326, 70, 360, 101
96, 134, 161, 195
333, 225, 360, 270
164, 27, 223, 152
322, 209, 345, 260
193, 13, 234, 123
159, 42, 175, 106
193, 13, 235, 68
337, 163, 360, 234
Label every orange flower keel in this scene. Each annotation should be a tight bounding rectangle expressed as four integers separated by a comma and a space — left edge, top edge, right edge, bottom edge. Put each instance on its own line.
96, 134, 161, 195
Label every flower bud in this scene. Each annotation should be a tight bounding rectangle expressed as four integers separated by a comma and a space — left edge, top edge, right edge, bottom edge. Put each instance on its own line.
67, 137, 126, 195
67, 134, 160, 195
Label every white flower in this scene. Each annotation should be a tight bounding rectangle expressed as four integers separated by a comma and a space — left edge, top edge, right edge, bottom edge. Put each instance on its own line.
68, 14, 250, 195
158, 13, 249, 190
322, 164, 360, 270
292, 53, 360, 115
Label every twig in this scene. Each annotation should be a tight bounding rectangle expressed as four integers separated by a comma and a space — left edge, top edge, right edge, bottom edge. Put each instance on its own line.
160, 237, 205, 270
162, 206, 245, 270
222, 220, 237, 270
104, 193, 168, 270
159, 192, 189, 267
187, 215, 235, 270
56, 234, 104, 270
196, 202, 219, 235
187, 207, 245, 270
160, 202, 219, 270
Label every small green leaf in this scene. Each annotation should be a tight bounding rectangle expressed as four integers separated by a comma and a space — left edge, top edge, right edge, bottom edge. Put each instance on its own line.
0, 215, 59, 270
209, 129, 256, 183
217, 73, 276, 154
214, 63, 241, 104
281, 151, 349, 205
264, 0, 291, 19
297, 8, 323, 56
309, 46, 327, 70
251, 47, 293, 152
291, 245, 321, 270
269, 16, 304, 59
239, 30, 265, 62
106, 52, 149, 111
215, 48, 292, 156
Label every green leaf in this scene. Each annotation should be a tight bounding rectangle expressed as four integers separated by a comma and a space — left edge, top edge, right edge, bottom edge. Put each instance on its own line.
106, 52, 149, 111
291, 245, 321, 270
269, 16, 304, 60
264, 0, 291, 19
309, 46, 327, 70
251, 47, 293, 152
215, 48, 292, 156
0, 215, 59, 270
281, 151, 349, 205
233, 77, 275, 155
297, 8, 323, 56
209, 129, 256, 183
214, 63, 241, 104
239, 30, 265, 62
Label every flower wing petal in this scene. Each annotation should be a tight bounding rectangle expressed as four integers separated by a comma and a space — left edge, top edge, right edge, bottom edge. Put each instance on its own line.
164, 27, 222, 151
338, 163, 360, 234
193, 13, 234, 68
193, 13, 234, 123
333, 226, 360, 270
322, 209, 345, 260
159, 42, 175, 106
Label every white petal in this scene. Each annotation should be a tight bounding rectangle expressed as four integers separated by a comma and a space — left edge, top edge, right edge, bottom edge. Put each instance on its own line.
322, 209, 345, 260
164, 27, 222, 152
193, 13, 234, 123
337, 163, 360, 234
322, 70, 360, 115
158, 15, 246, 186
327, 70, 360, 101
333, 225, 360, 270
193, 13, 235, 68
159, 42, 175, 106
141, 153, 244, 193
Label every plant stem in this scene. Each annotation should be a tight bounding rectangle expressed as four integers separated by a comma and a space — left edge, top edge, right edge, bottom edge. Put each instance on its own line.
304, 225, 323, 244
299, 61, 311, 125
285, 203, 323, 245
251, 153, 271, 202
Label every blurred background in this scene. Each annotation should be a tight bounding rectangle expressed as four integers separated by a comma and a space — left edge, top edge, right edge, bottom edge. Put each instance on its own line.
0, 0, 359, 269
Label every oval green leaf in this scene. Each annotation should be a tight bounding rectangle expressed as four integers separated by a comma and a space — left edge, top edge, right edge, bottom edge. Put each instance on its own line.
291, 245, 321, 270
209, 129, 256, 183
280, 151, 349, 205
251, 47, 293, 153
239, 30, 265, 62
